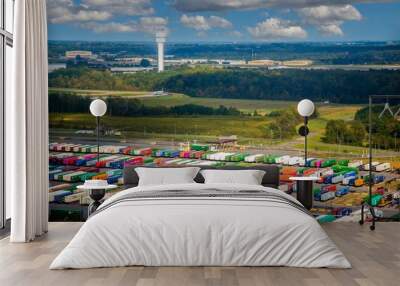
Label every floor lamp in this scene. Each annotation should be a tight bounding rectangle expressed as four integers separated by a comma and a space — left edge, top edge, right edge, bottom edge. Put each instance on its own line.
90, 99, 107, 162
297, 99, 315, 166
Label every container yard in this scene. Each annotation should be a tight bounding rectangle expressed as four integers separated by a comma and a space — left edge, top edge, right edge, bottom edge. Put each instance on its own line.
48, 142, 400, 222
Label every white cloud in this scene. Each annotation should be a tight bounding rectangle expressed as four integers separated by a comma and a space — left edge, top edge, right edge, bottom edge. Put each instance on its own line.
180, 14, 232, 31
80, 17, 169, 35
298, 5, 362, 36
139, 17, 169, 34
81, 0, 154, 16
80, 22, 137, 33
47, 0, 112, 24
230, 30, 243, 37
173, 0, 390, 12
180, 15, 210, 30
318, 24, 344, 35
248, 18, 307, 40
47, 0, 167, 35
47, 0, 154, 24
209, 16, 233, 29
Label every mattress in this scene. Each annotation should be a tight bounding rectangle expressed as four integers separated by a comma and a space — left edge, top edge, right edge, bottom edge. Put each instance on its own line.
50, 183, 351, 269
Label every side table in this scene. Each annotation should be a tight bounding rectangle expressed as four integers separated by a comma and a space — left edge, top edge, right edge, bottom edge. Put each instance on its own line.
289, 177, 319, 210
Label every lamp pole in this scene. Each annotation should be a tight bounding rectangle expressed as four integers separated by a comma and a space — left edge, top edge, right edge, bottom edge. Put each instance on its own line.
297, 99, 314, 167
96, 116, 100, 162
90, 99, 107, 163
304, 116, 308, 165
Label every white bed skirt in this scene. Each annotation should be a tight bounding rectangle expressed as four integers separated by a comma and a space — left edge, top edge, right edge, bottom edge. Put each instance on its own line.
50, 183, 351, 269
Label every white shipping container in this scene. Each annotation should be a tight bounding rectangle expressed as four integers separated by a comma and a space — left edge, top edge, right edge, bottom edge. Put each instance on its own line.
276, 155, 290, 164
63, 171, 86, 182
64, 193, 84, 203
332, 175, 344, 184
348, 160, 363, 168
342, 176, 356, 185
244, 154, 264, 163
375, 163, 391, 172
321, 191, 335, 201
288, 157, 302, 166
364, 162, 380, 171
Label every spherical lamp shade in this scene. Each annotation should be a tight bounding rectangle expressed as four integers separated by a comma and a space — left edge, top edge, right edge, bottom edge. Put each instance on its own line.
297, 99, 315, 117
90, 99, 107, 117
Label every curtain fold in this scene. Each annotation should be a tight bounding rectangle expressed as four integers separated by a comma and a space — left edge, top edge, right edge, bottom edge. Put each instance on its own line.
8, 0, 48, 242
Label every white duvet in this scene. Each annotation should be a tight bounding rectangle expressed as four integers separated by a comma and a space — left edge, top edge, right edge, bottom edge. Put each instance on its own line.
50, 183, 351, 269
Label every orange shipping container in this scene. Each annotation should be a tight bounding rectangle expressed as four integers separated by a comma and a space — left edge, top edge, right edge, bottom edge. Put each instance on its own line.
354, 178, 364, 187
280, 174, 293, 182
281, 167, 297, 175
92, 173, 107, 180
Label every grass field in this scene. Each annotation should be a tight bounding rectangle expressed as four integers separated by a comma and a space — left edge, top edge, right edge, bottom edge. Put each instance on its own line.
50, 113, 271, 140
51, 87, 396, 158
138, 94, 301, 114
49, 87, 150, 98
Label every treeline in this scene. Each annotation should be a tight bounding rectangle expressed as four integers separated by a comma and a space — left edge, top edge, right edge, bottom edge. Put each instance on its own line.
322, 120, 366, 146
162, 69, 400, 104
323, 105, 400, 150
265, 108, 302, 139
49, 93, 240, 117
49, 67, 400, 104
354, 105, 400, 150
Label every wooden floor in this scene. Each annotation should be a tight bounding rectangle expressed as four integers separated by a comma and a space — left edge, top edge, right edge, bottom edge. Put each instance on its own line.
0, 222, 399, 286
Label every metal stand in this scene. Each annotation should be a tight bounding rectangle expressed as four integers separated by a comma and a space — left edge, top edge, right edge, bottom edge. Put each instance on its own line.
359, 95, 400, 231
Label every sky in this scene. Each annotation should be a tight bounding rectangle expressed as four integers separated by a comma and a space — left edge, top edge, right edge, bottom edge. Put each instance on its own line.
47, 0, 400, 42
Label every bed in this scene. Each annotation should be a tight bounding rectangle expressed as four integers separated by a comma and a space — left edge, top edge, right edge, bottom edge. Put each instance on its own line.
50, 166, 351, 269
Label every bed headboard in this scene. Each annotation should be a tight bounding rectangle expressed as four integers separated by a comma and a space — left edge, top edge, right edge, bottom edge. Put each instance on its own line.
123, 165, 280, 189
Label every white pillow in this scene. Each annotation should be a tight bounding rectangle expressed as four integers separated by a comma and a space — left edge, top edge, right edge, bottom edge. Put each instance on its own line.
135, 167, 200, 186
200, 169, 266, 185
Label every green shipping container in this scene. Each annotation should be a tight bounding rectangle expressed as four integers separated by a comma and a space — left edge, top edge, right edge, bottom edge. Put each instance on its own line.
322, 159, 337, 168
191, 144, 209, 151
338, 159, 349, 166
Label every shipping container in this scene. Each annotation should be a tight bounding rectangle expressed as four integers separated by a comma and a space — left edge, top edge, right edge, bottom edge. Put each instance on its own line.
335, 187, 349, 197
321, 185, 337, 192
373, 175, 385, 184
354, 178, 364, 187
321, 191, 335, 201
191, 144, 209, 151
322, 159, 337, 168
49, 190, 72, 203
363, 161, 380, 171
275, 155, 290, 164
331, 174, 344, 184
375, 163, 391, 172
244, 154, 264, 163
288, 157, 303, 166
342, 176, 356, 185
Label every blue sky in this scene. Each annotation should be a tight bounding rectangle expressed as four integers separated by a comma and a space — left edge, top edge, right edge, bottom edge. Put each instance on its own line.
47, 0, 400, 42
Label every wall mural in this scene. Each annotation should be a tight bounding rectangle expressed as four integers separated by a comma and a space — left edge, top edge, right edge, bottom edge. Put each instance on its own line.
47, 0, 400, 222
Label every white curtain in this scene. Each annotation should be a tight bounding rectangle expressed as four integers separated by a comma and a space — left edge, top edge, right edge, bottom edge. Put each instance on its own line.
7, 0, 49, 242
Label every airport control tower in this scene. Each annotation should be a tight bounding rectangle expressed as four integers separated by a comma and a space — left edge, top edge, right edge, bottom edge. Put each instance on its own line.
156, 31, 167, 72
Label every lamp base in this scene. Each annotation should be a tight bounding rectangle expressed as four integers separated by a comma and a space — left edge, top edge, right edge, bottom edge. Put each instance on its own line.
88, 189, 106, 215
296, 180, 313, 210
